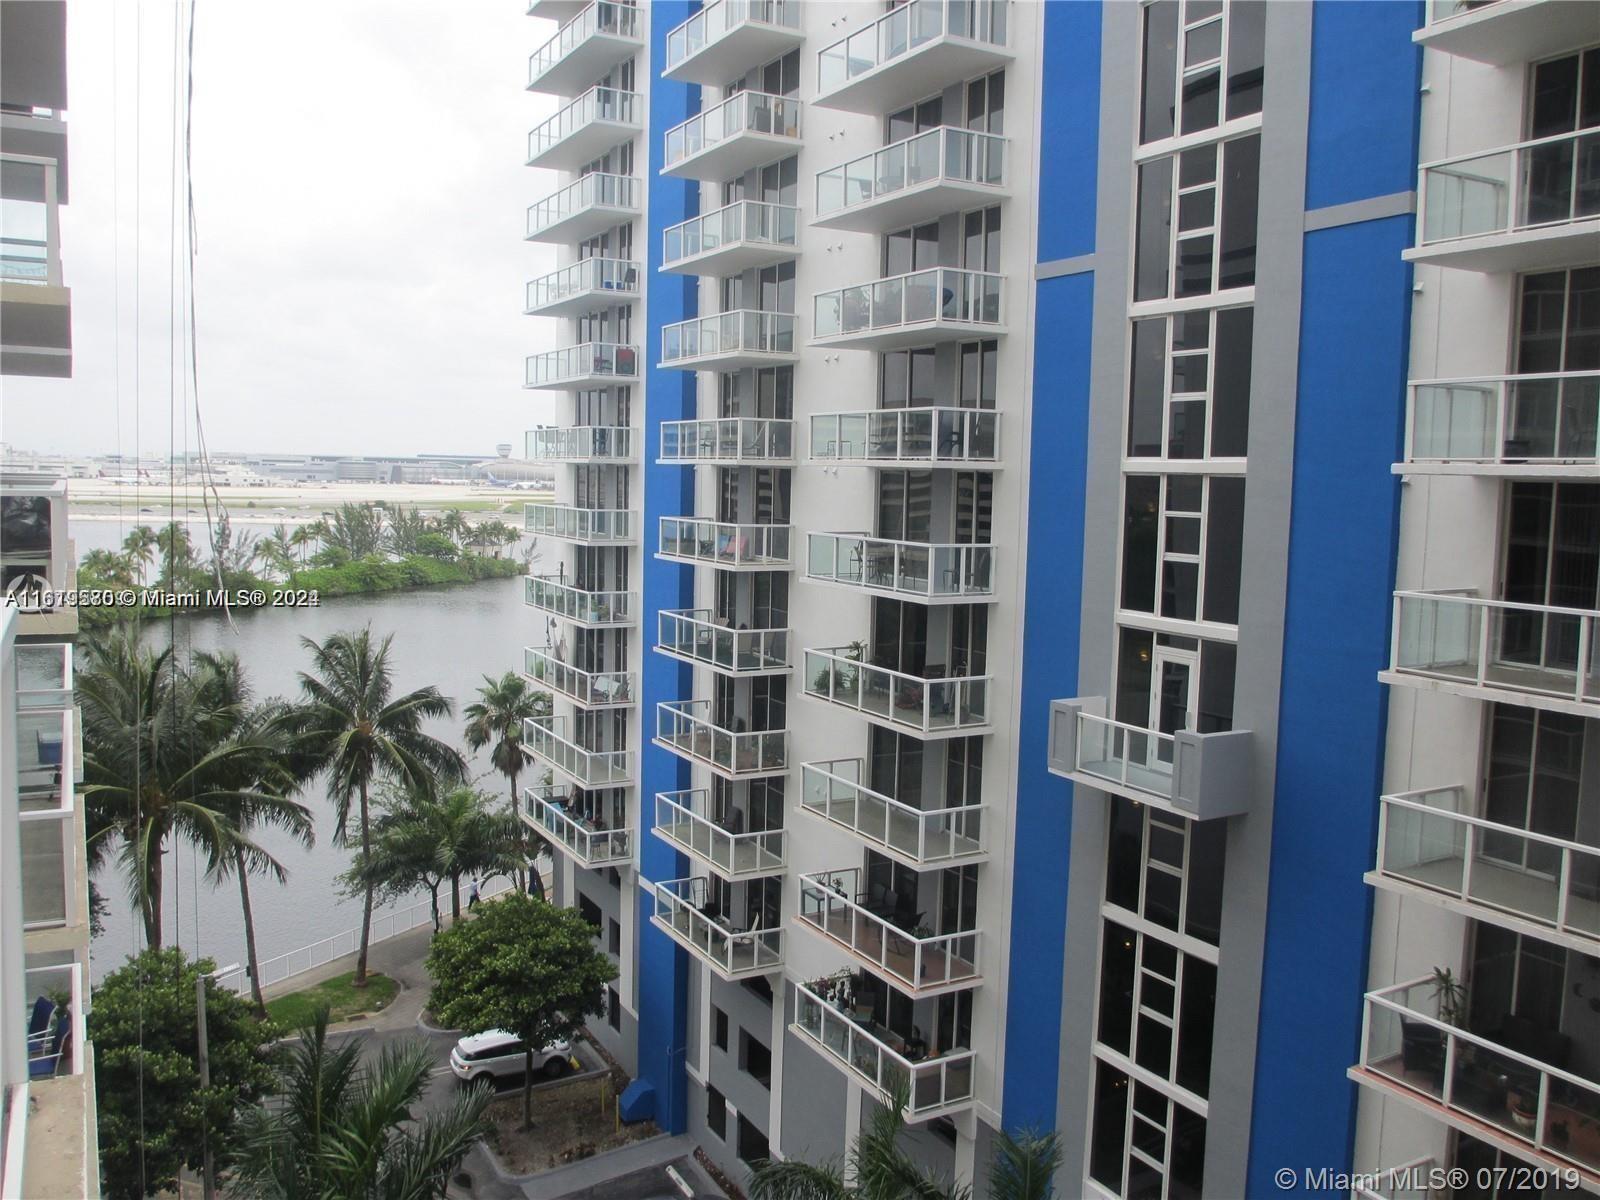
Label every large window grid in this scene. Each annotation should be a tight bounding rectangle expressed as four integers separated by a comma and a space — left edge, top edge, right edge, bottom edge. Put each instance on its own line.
1134, 134, 1260, 305
1119, 474, 1245, 629
1126, 306, 1252, 463
1138, 0, 1265, 148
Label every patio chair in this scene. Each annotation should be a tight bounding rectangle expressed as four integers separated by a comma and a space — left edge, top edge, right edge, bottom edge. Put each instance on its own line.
26, 995, 54, 1041
28, 1008, 70, 1079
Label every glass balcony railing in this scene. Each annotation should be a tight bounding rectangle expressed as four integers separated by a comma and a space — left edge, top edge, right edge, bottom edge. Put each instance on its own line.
526, 173, 638, 239
1358, 976, 1600, 1176
524, 342, 639, 388
810, 407, 998, 465
1419, 128, 1600, 247
0, 154, 63, 286
522, 784, 632, 867
525, 257, 639, 313
661, 310, 796, 365
1375, 786, 1600, 946
657, 609, 788, 674
665, 0, 801, 77
524, 645, 634, 709
523, 715, 632, 787
1391, 590, 1599, 708
1351, 1157, 1444, 1200
662, 200, 799, 269
1406, 372, 1599, 468
15, 641, 72, 709
654, 789, 787, 878
652, 875, 784, 977
814, 267, 1002, 341
524, 574, 633, 626
806, 533, 994, 600
803, 648, 989, 735
655, 699, 788, 777
815, 126, 1004, 219
19, 707, 74, 930
801, 758, 983, 865
659, 518, 792, 568
23, 961, 85, 1077
816, 0, 1008, 96
659, 417, 793, 464
525, 425, 635, 462
664, 90, 801, 172
527, 0, 640, 88
527, 86, 641, 164
795, 980, 976, 1118
524, 503, 634, 544
1053, 707, 1178, 804
797, 868, 979, 994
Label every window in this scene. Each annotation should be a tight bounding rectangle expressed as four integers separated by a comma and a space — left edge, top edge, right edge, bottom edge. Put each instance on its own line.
1525, 49, 1600, 225
761, 48, 801, 98
887, 95, 943, 142
577, 894, 603, 931
1139, 0, 1265, 145
608, 918, 621, 955
1128, 307, 1252, 461
1114, 629, 1236, 735
880, 348, 938, 408
883, 221, 941, 275
706, 1085, 727, 1140
1120, 474, 1245, 625
739, 1030, 772, 1088
712, 1005, 729, 1052
1104, 798, 1226, 945
1499, 482, 1600, 669
607, 986, 621, 1031
1483, 705, 1588, 871
963, 205, 1003, 272
736, 1114, 770, 1165
966, 71, 1005, 134
1134, 135, 1259, 302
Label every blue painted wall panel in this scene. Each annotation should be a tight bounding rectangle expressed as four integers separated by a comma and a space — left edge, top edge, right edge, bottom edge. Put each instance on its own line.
1035, 1, 1102, 263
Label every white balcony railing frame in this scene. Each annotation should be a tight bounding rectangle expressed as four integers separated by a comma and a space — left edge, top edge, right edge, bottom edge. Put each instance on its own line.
1417, 127, 1600, 247
527, 0, 640, 88
524, 645, 635, 709
526, 425, 635, 463
527, 86, 641, 164
1053, 707, 1180, 803
810, 407, 999, 466
659, 417, 794, 464
653, 789, 787, 879
800, 758, 984, 865
665, 0, 802, 77
803, 647, 990, 736
524, 341, 639, 388
0, 153, 64, 287
806, 533, 994, 601
815, 126, 1005, 220
797, 868, 980, 995
816, 0, 1008, 96
661, 309, 796, 365
657, 608, 788, 675
22, 961, 86, 1077
661, 200, 799, 270
1351, 1156, 1444, 1200
15, 641, 73, 709
522, 785, 632, 867
524, 574, 633, 627
1404, 371, 1599, 469
525, 257, 639, 313
1374, 786, 1600, 947
525, 503, 635, 544
523, 715, 632, 787
659, 518, 792, 568
652, 875, 784, 977
654, 699, 788, 778
526, 173, 638, 239
813, 267, 1002, 342
663, 89, 801, 173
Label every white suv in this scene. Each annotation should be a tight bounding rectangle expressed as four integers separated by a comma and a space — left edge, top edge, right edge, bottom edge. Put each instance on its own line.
449, 1030, 575, 1085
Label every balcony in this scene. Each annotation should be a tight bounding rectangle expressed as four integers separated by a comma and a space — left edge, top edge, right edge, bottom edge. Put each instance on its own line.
526, 87, 642, 170
654, 699, 788, 780
526, 425, 635, 463
1415, 0, 1600, 67
15, 641, 72, 710
1370, 786, 1599, 953
1045, 698, 1254, 821
524, 645, 634, 709
526, 0, 642, 96
657, 518, 792, 571
525, 257, 640, 317
522, 784, 632, 868
660, 310, 797, 371
794, 978, 975, 1120
524, 503, 635, 546
812, 268, 1003, 351
19, 705, 77, 932
524, 715, 632, 788
1385, 590, 1599, 716
0, 152, 70, 378
524, 342, 639, 391
663, 0, 804, 86
814, 0, 1011, 115
1402, 371, 1599, 477
651, 876, 784, 979
803, 648, 990, 738
1351, 1157, 1443, 1200
814, 126, 1006, 234
659, 417, 794, 466
810, 407, 999, 468
800, 759, 984, 868
525, 173, 639, 243
657, 609, 788, 676
1354, 976, 1600, 1180
1, 479, 76, 635
525, 574, 634, 627
1408, 129, 1600, 273
662, 90, 801, 182
652, 789, 787, 880
796, 869, 979, 997
805, 533, 994, 603
661, 200, 799, 276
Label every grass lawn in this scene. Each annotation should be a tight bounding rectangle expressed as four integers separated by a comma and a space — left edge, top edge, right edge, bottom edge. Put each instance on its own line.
266, 971, 399, 1028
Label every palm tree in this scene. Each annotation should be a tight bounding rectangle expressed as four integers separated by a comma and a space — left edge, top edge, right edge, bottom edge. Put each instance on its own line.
258, 523, 296, 581
462, 671, 550, 896
155, 521, 196, 588
282, 628, 466, 986
749, 1080, 1061, 1200
355, 785, 521, 926
122, 525, 158, 583
288, 522, 316, 568
230, 1006, 492, 1200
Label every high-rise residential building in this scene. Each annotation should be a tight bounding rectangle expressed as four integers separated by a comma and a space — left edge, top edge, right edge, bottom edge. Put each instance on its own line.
1351, 4, 1600, 1194
519, 2, 1592, 1196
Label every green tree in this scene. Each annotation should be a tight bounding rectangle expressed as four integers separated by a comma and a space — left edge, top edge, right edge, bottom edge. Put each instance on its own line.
288, 522, 318, 568
258, 523, 297, 580
384, 505, 435, 556
122, 524, 158, 583
155, 521, 197, 589
427, 892, 616, 1129
92, 947, 279, 1200
282, 628, 466, 985
462, 671, 550, 896
230, 1006, 492, 1200
80, 547, 138, 589
321, 502, 386, 558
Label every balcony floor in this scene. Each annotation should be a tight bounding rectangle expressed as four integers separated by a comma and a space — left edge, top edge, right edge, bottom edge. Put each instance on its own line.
1383, 660, 1597, 718
652, 909, 780, 979
796, 909, 977, 996
1376, 853, 1600, 945
1403, 219, 1600, 274
655, 818, 785, 878
810, 180, 1008, 236
664, 24, 805, 86
660, 240, 798, 277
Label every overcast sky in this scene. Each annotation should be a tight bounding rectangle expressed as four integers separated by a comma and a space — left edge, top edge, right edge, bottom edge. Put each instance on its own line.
3, 0, 565, 458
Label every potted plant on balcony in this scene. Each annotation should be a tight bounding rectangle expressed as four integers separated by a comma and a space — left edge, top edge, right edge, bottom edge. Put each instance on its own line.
1431, 966, 1467, 1028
